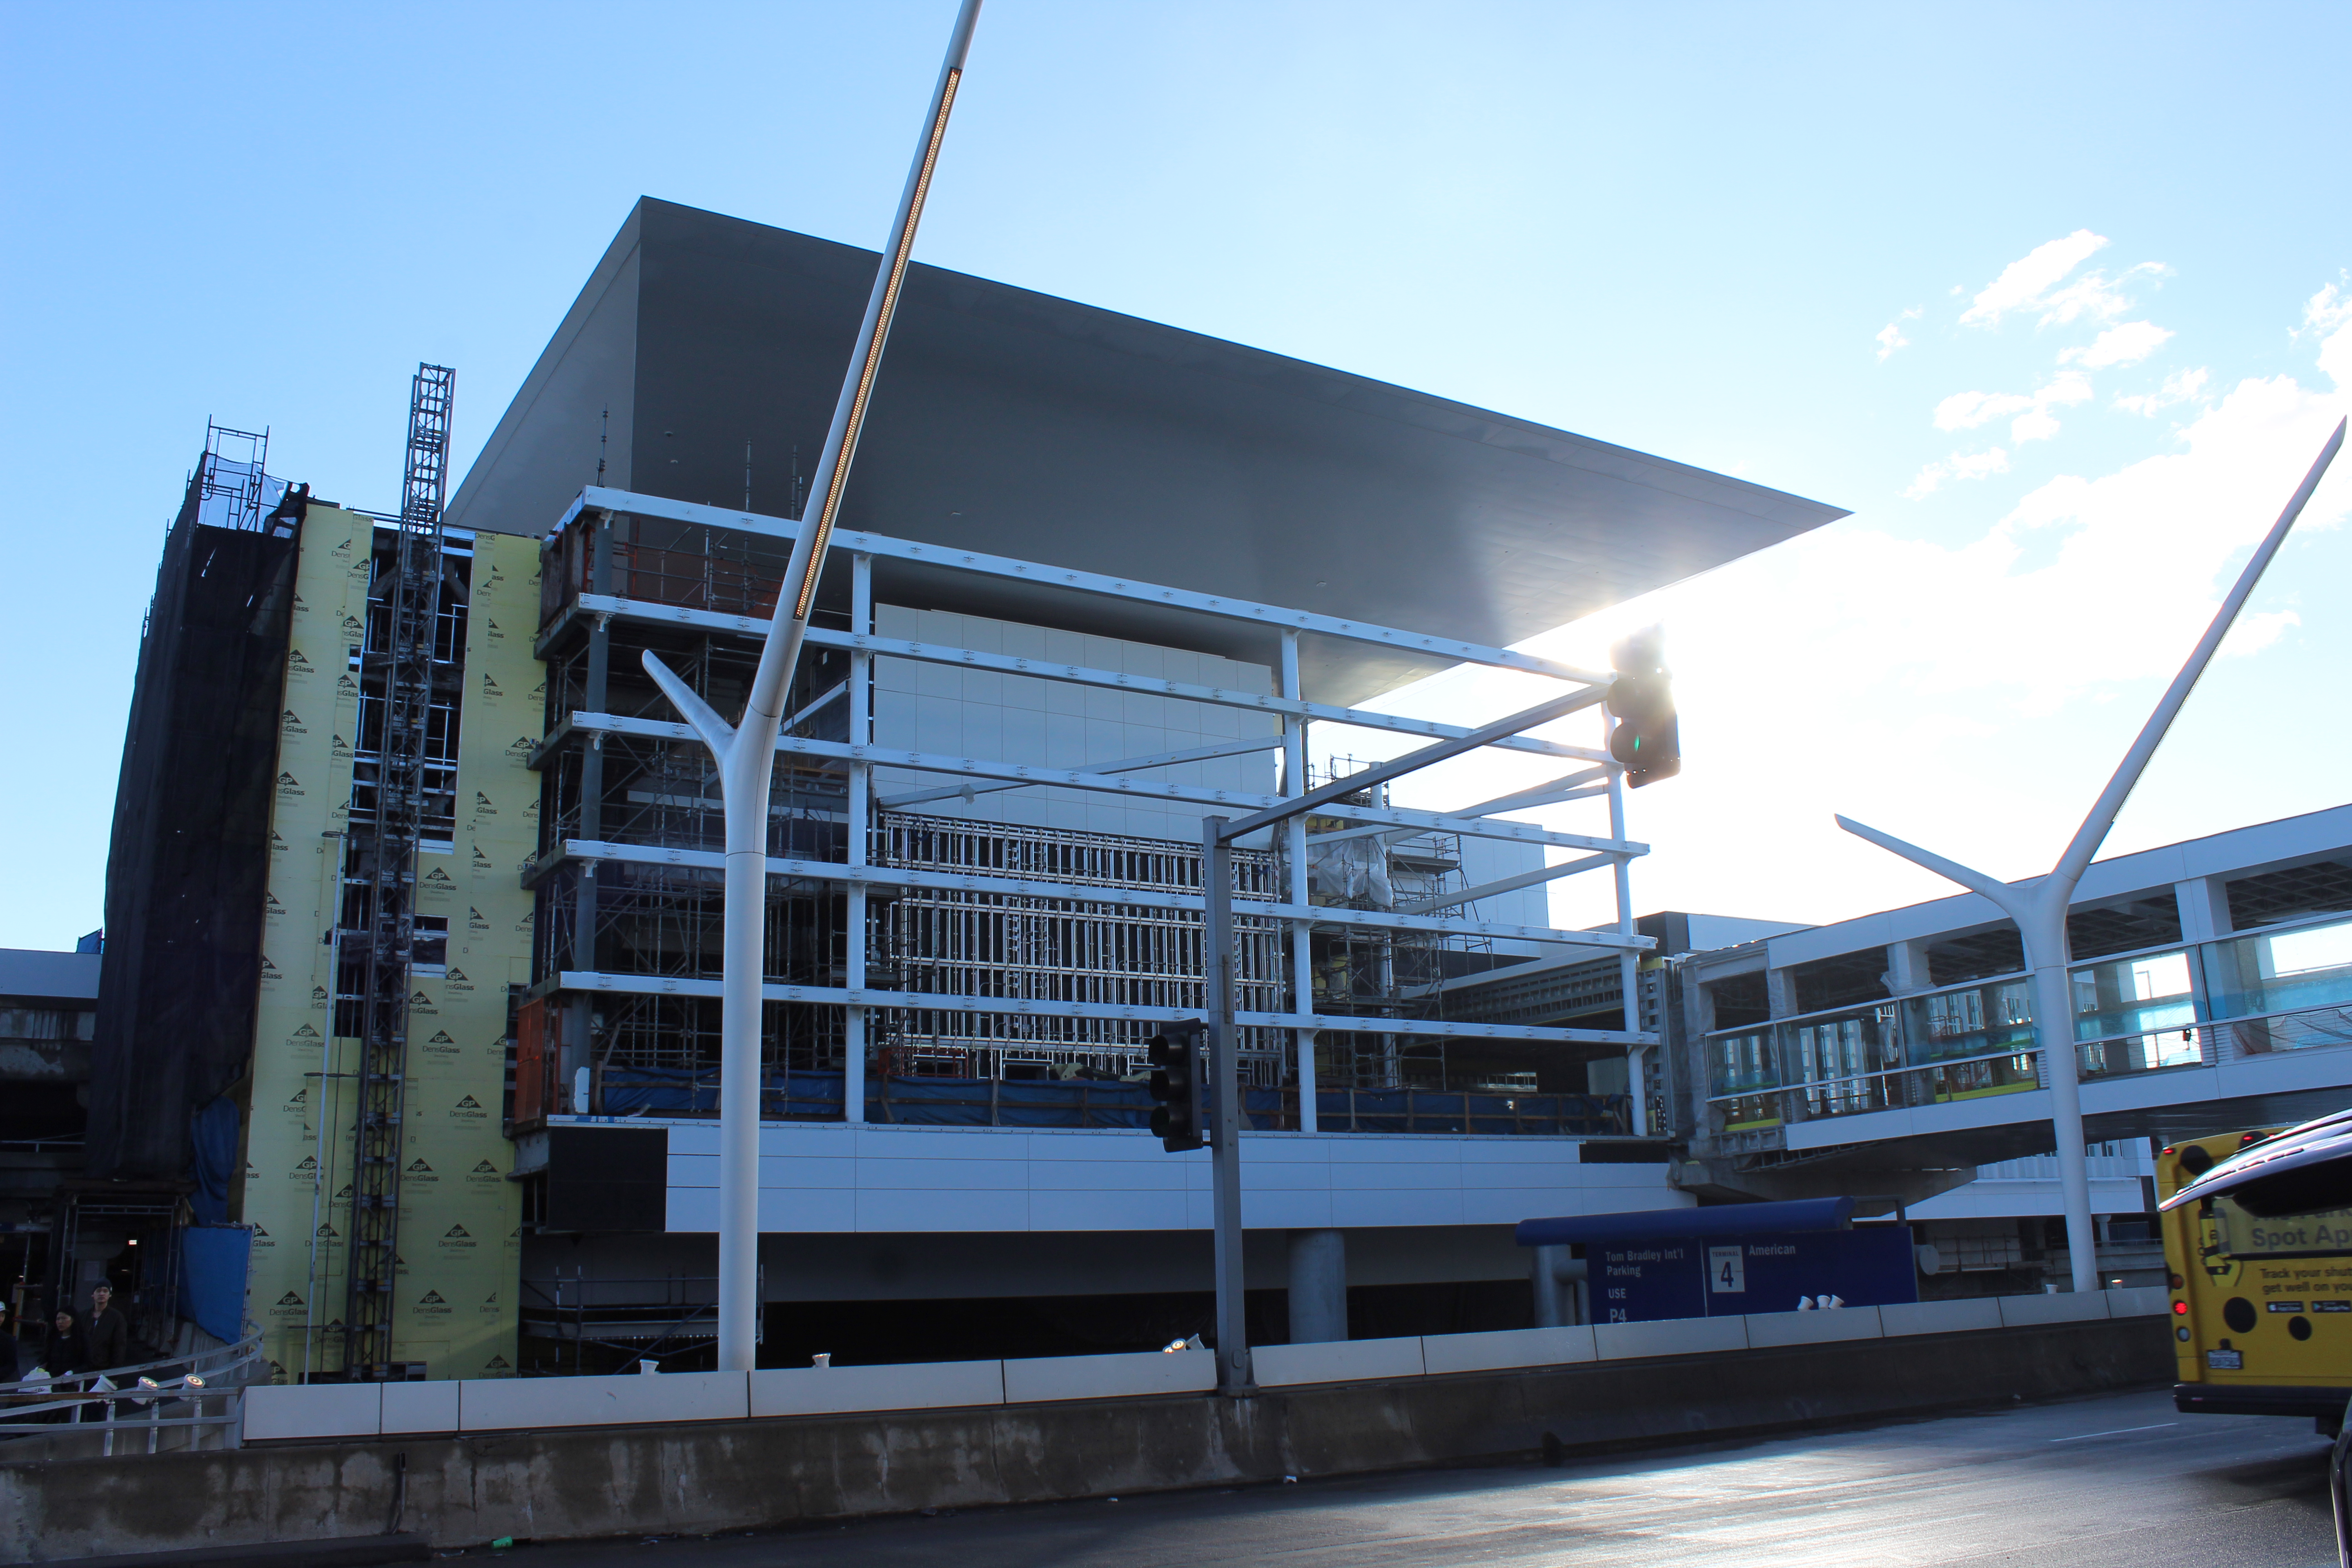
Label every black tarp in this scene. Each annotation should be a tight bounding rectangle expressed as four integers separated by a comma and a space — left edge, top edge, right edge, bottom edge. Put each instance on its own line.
86, 478, 299, 1180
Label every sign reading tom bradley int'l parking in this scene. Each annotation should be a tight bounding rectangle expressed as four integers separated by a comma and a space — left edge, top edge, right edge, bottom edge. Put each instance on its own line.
1595, 1228, 1919, 1323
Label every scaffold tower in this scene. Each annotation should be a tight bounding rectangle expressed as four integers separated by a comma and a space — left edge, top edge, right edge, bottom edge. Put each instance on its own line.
344, 363, 455, 1377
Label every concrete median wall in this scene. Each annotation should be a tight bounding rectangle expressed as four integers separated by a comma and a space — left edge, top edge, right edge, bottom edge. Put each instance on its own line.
0, 1302, 2172, 1564
229, 1285, 2168, 1446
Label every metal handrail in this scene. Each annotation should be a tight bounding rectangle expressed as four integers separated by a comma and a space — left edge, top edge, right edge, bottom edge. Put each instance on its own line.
0, 1324, 264, 1455
1706, 909, 2352, 1045
1705, 996, 2352, 1107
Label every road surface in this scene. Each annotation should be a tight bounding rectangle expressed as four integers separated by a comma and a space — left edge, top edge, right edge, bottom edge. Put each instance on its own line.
475, 1387, 2335, 1566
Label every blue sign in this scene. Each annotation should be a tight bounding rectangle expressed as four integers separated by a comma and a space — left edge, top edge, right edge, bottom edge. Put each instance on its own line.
1593, 1226, 1919, 1323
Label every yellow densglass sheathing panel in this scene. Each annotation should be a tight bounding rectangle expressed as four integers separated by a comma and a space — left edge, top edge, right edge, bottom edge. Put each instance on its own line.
388, 530, 541, 1380
240, 509, 371, 1386
237, 520, 542, 1383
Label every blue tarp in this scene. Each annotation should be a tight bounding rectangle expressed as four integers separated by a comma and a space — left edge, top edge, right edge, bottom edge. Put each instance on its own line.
187, 1096, 239, 1226
1514, 1196, 1856, 1249
175, 1225, 251, 1343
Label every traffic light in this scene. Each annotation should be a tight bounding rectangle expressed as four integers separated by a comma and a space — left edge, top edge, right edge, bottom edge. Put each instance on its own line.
1605, 627, 1681, 788
1147, 1019, 1209, 1152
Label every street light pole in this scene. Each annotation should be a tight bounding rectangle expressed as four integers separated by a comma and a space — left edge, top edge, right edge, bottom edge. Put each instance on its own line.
639, 0, 984, 1373
1839, 419, 2343, 1294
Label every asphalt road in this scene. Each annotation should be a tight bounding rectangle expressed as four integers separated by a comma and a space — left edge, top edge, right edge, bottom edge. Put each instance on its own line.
451, 1388, 2337, 1567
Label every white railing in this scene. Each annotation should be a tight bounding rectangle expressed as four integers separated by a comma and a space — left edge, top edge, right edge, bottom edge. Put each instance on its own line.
0, 1326, 265, 1455
1706, 996, 2352, 1132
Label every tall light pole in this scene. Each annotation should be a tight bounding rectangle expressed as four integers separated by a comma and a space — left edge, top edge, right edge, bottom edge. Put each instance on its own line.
640, 0, 984, 1373
1839, 419, 2342, 1294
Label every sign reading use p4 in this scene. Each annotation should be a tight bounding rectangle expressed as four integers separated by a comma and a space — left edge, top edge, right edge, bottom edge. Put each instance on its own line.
1595, 1228, 1916, 1323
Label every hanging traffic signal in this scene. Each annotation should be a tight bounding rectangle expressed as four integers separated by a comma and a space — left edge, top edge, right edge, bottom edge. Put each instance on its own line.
1606, 627, 1681, 789
1147, 1019, 1209, 1152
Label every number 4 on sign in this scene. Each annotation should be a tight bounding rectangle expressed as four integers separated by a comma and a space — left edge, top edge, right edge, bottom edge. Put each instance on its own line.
1708, 1245, 1746, 1294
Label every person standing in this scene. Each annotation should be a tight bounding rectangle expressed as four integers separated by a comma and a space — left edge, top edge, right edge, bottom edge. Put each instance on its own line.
83, 1283, 129, 1372
40, 1309, 86, 1376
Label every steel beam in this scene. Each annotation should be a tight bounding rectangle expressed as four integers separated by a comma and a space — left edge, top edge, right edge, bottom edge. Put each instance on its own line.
561, 710, 1643, 853
875, 732, 1283, 810
550, 592, 1611, 768
528, 837, 1651, 952
1215, 684, 1609, 843
553, 494, 1615, 690
550, 969, 1651, 1047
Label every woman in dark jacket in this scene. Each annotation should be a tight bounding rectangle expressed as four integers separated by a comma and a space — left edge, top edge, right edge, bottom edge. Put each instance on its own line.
40, 1310, 87, 1377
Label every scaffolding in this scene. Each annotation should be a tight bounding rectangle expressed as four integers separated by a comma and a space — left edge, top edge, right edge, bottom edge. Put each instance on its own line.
523, 491, 1654, 1135
193, 421, 273, 533
342, 364, 456, 1379
1291, 757, 1509, 1092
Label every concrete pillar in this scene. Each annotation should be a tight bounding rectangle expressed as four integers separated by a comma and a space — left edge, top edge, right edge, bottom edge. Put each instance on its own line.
2175, 875, 2233, 943
1885, 939, 1935, 994
1286, 1229, 1348, 1343
1531, 1246, 1588, 1327
2175, 876, 2234, 1063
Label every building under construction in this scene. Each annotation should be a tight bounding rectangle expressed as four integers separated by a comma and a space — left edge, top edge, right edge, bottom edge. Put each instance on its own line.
89, 198, 1844, 1379
90, 394, 540, 1384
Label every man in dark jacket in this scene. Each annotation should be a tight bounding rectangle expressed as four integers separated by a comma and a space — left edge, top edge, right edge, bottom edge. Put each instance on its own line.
83, 1284, 130, 1372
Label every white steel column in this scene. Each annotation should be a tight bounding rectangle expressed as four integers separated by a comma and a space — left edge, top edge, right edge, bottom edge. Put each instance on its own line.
845, 553, 872, 1125
1840, 419, 2342, 1294
1280, 629, 1317, 1132
635, 0, 983, 1372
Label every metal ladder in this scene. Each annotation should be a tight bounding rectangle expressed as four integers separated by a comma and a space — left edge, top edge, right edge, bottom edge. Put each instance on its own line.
343, 364, 454, 1378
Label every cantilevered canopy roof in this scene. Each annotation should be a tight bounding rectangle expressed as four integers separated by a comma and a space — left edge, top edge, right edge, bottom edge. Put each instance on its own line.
450, 198, 1845, 704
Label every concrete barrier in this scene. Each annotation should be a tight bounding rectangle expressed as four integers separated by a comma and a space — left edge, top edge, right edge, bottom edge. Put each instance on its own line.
1253, 1335, 1424, 1387
1997, 1290, 2112, 1329
241, 1382, 379, 1443
1420, 1325, 1596, 1376
1593, 1314, 1749, 1360
456, 1369, 749, 1432
380, 1380, 459, 1436
751, 1358, 1004, 1419
1001, 1348, 1215, 1404
1744, 1304, 1883, 1348
226, 1291, 2166, 1444
1, 1313, 2172, 1563
1882, 1296, 2001, 1336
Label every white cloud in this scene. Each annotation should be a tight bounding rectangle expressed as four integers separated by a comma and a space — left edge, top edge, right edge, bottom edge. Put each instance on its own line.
1960, 230, 2107, 327
1876, 307, 1921, 362
1935, 371, 2092, 444
2114, 367, 2209, 416
2011, 410, 2061, 444
1934, 391, 2031, 431
1904, 446, 2011, 498
2304, 280, 2352, 338
2061, 320, 2173, 368
1362, 287, 2352, 930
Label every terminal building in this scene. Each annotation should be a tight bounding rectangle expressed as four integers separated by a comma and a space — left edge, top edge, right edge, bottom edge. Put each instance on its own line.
102, 197, 2352, 1378
78, 198, 1846, 1380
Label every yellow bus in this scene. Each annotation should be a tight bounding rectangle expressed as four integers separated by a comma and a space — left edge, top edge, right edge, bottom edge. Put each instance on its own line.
2161, 1127, 2352, 1434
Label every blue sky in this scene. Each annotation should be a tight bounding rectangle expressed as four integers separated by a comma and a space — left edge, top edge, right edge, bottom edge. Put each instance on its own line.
4, 1, 2348, 948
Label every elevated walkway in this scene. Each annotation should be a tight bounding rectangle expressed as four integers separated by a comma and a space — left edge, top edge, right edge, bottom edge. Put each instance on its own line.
1683, 807, 2352, 1191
